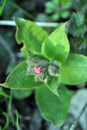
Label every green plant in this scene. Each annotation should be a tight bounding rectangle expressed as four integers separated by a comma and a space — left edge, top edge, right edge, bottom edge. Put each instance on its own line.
67, 0, 87, 56
45, 0, 72, 20
1, 17, 87, 127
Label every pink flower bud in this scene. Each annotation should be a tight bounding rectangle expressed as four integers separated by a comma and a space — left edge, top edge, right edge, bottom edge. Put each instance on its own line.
34, 66, 42, 74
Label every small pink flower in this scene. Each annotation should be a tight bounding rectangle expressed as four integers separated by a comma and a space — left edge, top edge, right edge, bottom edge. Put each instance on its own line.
34, 66, 42, 74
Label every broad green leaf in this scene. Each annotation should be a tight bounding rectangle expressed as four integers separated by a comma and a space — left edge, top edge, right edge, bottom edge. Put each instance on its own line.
42, 23, 70, 63
46, 77, 60, 96
36, 85, 73, 127
3, 61, 42, 89
14, 17, 48, 57
11, 89, 33, 99
60, 54, 87, 85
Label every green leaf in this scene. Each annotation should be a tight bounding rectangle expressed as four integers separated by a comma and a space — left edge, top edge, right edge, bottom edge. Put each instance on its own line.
60, 54, 87, 85
2, 112, 9, 130
11, 89, 33, 99
45, 2, 55, 13
61, 0, 72, 8
46, 77, 60, 96
14, 17, 48, 57
36, 84, 73, 127
3, 61, 42, 89
53, 0, 59, 5
0, 0, 7, 16
42, 23, 70, 63
61, 11, 69, 18
52, 13, 60, 20
75, 12, 84, 26
0, 89, 9, 98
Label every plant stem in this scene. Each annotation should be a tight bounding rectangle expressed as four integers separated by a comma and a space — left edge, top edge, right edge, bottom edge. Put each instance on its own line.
10, 0, 34, 20
70, 102, 87, 130
16, 111, 21, 130
0, 20, 58, 27
2, 112, 9, 130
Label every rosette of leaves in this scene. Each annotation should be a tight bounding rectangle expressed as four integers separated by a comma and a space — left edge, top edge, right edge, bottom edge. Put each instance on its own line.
45, 0, 72, 20
68, 12, 86, 37
1, 18, 87, 127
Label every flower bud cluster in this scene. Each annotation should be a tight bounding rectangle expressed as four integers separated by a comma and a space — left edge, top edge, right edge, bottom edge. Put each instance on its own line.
27, 57, 60, 83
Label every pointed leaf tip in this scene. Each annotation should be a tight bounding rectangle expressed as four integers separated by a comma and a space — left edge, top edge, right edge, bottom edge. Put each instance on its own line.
4, 61, 42, 89
42, 23, 70, 63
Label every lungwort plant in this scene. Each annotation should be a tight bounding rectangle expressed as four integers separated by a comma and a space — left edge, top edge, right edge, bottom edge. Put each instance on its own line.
1, 17, 87, 127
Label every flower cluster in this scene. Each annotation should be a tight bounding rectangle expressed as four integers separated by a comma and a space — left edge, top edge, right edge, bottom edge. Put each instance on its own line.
27, 57, 60, 83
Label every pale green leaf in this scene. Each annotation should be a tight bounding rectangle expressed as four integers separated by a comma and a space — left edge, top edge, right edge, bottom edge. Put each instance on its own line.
42, 23, 70, 63
45, 2, 55, 13
36, 84, 73, 127
46, 77, 60, 96
60, 53, 87, 85
3, 61, 42, 89
14, 17, 48, 57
